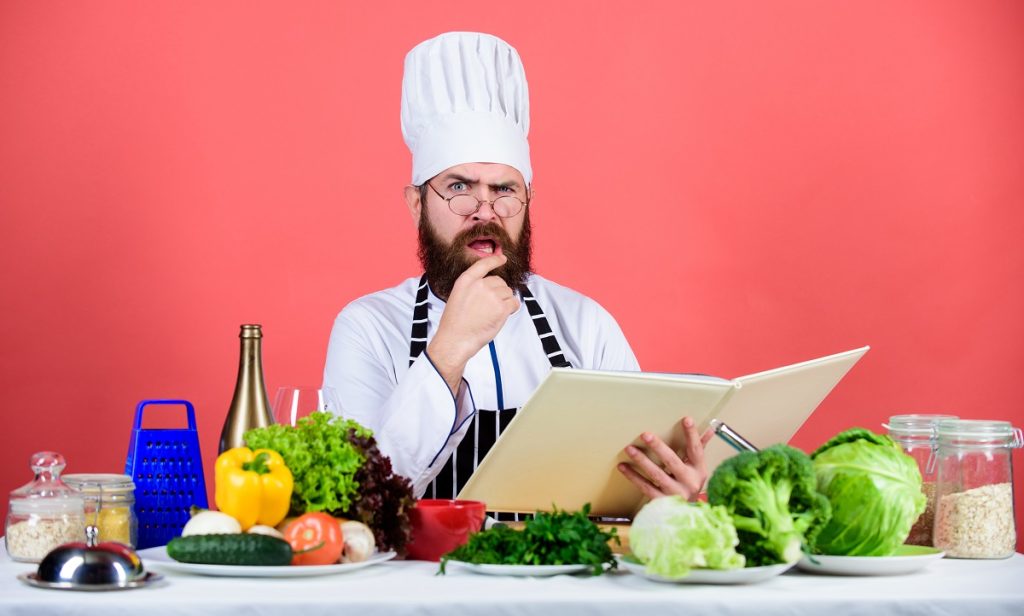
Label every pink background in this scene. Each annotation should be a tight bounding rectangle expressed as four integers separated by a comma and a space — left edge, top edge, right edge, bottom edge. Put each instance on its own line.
2, 1, 1022, 550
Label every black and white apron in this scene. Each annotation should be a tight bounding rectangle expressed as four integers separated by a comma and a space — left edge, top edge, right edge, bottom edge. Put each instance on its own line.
407, 274, 572, 501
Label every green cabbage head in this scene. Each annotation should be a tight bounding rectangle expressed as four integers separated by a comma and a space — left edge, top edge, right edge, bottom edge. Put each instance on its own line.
811, 428, 926, 556
630, 497, 745, 579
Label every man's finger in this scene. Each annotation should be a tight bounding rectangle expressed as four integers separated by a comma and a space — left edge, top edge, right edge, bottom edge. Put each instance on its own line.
483, 275, 512, 290
681, 417, 706, 471
700, 426, 715, 447
624, 444, 676, 491
617, 463, 664, 500
643, 432, 703, 489
638, 429, 704, 491
494, 286, 514, 300
459, 254, 507, 282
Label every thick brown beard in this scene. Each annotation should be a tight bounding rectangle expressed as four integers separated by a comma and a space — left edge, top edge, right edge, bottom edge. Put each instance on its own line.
417, 209, 532, 301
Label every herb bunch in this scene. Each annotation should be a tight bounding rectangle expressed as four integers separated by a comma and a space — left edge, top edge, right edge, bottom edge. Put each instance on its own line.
440, 504, 618, 575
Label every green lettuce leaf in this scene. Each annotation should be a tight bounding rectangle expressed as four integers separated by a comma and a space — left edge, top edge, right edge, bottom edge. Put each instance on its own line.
630, 497, 745, 579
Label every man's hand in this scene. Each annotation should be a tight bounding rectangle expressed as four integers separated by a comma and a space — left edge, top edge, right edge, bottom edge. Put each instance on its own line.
427, 254, 520, 393
618, 417, 715, 501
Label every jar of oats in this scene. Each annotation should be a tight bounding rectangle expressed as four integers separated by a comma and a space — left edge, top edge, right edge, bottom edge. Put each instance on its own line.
932, 419, 1021, 559
63, 474, 138, 547
5, 451, 87, 563
885, 414, 958, 546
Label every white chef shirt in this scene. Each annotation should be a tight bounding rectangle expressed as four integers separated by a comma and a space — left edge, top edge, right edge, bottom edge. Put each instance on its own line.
323, 274, 639, 496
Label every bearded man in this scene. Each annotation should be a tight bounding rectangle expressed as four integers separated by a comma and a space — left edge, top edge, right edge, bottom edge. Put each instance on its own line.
323, 32, 710, 502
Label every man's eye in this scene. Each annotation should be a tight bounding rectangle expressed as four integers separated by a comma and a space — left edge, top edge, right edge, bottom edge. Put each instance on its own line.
449, 182, 468, 192
496, 185, 514, 193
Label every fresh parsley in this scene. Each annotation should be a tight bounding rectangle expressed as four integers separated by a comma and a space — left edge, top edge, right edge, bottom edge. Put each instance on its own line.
439, 504, 619, 575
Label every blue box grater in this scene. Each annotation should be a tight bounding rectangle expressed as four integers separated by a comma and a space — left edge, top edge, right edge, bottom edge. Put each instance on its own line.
125, 399, 209, 549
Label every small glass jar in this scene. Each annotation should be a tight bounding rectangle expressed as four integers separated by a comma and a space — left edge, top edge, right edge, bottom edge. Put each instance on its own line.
931, 419, 1021, 559
5, 451, 87, 563
63, 474, 138, 547
884, 414, 958, 546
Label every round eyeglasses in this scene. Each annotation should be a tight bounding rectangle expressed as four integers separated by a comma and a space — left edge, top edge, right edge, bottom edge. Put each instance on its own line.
426, 182, 528, 218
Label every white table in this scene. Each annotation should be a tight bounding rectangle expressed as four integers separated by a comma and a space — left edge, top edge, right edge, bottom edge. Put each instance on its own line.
2, 545, 1022, 616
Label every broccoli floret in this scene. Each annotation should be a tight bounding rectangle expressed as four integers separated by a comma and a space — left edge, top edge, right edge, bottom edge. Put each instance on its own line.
707, 444, 831, 566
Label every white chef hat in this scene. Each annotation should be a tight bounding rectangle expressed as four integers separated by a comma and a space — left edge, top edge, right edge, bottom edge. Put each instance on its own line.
401, 32, 532, 186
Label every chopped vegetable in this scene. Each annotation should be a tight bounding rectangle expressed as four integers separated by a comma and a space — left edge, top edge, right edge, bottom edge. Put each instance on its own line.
214, 447, 294, 530
244, 412, 414, 553
707, 444, 831, 566
629, 497, 744, 579
180, 509, 242, 536
439, 504, 618, 576
284, 512, 345, 566
811, 428, 926, 556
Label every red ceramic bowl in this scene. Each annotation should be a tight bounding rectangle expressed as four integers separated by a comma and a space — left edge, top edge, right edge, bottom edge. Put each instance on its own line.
405, 499, 487, 561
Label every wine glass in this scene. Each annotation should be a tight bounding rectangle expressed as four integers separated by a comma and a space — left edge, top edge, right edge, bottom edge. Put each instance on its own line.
272, 386, 341, 427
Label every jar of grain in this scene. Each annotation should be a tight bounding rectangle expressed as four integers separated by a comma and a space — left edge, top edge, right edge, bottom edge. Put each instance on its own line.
63, 474, 138, 547
884, 414, 958, 546
5, 451, 87, 563
932, 419, 1021, 559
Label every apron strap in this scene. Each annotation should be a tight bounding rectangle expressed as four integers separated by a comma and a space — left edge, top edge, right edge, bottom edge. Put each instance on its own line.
408, 275, 430, 367
520, 286, 572, 369
408, 275, 572, 369
410, 274, 573, 501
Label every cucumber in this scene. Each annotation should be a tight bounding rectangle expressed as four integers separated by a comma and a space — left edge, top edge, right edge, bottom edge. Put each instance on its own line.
166, 533, 293, 566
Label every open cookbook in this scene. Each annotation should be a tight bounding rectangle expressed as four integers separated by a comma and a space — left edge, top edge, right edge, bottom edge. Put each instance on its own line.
458, 346, 869, 518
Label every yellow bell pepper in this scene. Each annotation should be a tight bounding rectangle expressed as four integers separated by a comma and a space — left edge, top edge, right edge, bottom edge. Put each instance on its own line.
215, 447, 293, 530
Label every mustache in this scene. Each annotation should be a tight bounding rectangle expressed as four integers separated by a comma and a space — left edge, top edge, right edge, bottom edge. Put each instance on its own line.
417, 212, 532, 301
452, 221, 513, 249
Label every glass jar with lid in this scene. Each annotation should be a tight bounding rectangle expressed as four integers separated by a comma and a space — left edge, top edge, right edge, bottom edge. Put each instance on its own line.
5, 451, 86, 563
63, 474, 138, 547
931, 419, 1021, 559
884, 414, 958, 546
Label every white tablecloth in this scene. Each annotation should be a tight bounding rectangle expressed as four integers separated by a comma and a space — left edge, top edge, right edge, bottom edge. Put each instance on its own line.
2, 545, 1021, 616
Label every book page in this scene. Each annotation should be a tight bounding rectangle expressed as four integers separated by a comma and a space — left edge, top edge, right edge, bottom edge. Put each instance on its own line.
700, 346, 870, 469
458, 370, 735, 517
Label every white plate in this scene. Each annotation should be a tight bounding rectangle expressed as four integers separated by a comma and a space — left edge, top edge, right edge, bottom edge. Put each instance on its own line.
139, 546, 396, 578
618, 555, 794, 585
442, 560, 594, 577
797, 545, 944, 576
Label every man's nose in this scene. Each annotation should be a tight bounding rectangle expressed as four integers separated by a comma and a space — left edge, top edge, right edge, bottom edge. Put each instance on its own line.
471, 196, 499, 222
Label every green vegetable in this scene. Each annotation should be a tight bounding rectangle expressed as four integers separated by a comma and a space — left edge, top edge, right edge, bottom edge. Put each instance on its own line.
244, 412, 414, 554
707, 444, 831, 566
629, 497, 744, 579
439, 504, 618, 575
810, 428, 926, 556
245, 412, 367, 514
166, 533, 293, 566
440, 525, 523, 566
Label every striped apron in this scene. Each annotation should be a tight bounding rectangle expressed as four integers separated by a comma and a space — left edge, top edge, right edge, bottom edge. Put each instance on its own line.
407, 274, 572, 501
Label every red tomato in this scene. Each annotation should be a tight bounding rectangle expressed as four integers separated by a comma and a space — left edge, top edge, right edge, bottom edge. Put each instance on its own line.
284, 513, 345, 566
